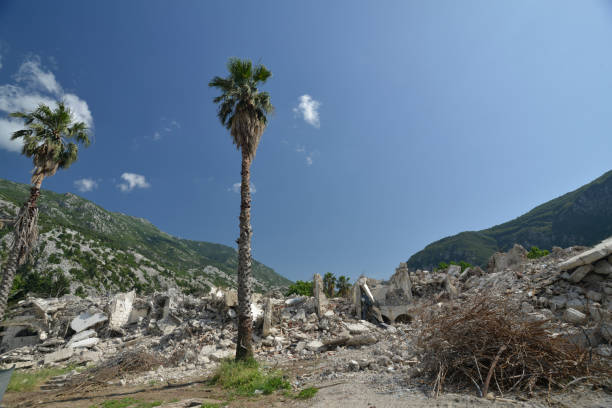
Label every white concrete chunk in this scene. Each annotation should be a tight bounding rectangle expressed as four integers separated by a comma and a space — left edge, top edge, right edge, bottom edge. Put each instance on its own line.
71, 312, 108, 333
68, 329, 96, 345
559, 237, 612, 271
306, 340, 324, 352
344, 322, 370, 335
108, 291, 135, 330
563, 308, 587, 325
44, 348, 74, 364
69, 337, 99, 349
209, 349, 233, 362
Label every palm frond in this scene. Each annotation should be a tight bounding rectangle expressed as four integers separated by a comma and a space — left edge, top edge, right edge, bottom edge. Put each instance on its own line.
209, 58, 274, 155
10, 101, 91, 185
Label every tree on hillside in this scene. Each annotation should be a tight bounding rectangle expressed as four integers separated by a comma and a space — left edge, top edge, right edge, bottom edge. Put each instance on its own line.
0, 102, 90, 317
323, 272, 336, 298
336, 275, 351, 298
209, 58, 273, 361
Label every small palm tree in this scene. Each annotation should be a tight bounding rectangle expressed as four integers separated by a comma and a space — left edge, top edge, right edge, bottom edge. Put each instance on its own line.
323, 272, 336, 298
0, 102, 90, 318
209, 58, 273, 361
337, 275, 351, 298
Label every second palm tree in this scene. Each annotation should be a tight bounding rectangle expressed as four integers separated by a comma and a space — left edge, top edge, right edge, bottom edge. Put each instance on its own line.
209, 58, 273, 361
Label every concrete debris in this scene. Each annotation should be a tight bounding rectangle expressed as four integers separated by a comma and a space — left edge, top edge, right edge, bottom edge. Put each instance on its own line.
70, 312, 108, 333
313, 273, 328, 317
108, 291, 135, 331
262, 297, 273, 337
69, 337, 99, 349
0, 237, 610, 398
67, 329, 96, 345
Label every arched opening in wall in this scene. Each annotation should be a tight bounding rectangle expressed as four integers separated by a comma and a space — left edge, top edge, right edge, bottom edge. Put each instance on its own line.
15, 327, 38, 337
381, 315, 391, 325
394, 314, 412, 324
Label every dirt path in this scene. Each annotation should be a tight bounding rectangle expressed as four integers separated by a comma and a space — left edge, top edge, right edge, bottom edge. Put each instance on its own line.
291, 381, 612, 408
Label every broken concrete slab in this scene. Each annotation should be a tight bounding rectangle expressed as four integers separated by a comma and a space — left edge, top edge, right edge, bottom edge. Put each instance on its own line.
108, 291, 135, 331
67, 329, 96, 345
78, 350, 102, 363
70, 312, 108, 333
313, 273, 328, 317
209, 349, 233, 362
262, 298, 273, 337
44, 348, 74, 365
344, 322, 370, 335
223, 290, 238, 308
567, 264, 594, 283
69, 337, 99, 349
306, 340, 324, 352
285, 296, 305, 306
563, 308, 587, 324
559, 237, 612, 271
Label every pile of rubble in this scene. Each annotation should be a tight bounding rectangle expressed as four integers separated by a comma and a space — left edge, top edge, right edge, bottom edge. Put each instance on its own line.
1, 237, 610, 397
0, 273, 416, 388
401, 241, 612, 357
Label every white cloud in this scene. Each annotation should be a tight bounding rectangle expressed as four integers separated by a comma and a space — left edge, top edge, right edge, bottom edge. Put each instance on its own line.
230, 182, 256, 194
293, 94, 320, 128
294, 144, 316, 166
118, 173, 150, 192
15, 57, 62, 94
74, 178, 98, 192
0, 56, 93, 152
148, 119, 180, 142
0, 117, 23, 152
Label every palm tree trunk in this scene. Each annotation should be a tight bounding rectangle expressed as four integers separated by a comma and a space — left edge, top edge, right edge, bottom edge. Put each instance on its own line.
0, 186, 41, 319
235, 149, 254, 361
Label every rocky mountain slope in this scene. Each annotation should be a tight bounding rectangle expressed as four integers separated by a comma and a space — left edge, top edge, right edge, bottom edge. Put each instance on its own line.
0, 178, 291, 299
407, 169, 612, 269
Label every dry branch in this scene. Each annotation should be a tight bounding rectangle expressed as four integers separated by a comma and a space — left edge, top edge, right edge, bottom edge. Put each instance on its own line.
416, 293, 610, 397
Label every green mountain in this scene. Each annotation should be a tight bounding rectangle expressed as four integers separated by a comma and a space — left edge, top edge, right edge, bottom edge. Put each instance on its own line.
407, 170, 612, 269
0, 178, 291, 299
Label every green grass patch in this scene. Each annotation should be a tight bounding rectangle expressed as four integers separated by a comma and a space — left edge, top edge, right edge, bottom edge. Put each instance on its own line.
295, 387, 318, 399
7, 366, 74, 392
210, 358, 290, 396
90, 398, 162, 408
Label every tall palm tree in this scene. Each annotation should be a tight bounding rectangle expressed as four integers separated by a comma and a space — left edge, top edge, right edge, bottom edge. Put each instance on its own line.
337, 275, 351, 298
0, 102, 90, 318
323, 272, 336, 298
209, 58, 273, 361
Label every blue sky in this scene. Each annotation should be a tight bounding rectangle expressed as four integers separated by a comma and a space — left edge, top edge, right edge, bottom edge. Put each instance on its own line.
1, 1, 611, 281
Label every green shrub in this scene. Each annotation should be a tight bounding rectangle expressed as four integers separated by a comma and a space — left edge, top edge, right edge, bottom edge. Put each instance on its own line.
285, 280, 313, 297
47, 253, 61, 264
527, 246, 549, 259
13, 268, 70, 298
74, 286, 86, 298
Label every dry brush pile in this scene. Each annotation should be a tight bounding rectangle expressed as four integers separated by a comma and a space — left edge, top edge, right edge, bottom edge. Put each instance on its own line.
61, 350, 166, 394
416, 293, 611, 398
